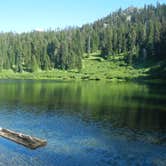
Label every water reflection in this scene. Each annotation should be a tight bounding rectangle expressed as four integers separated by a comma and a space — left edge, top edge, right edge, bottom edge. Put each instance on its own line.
0, 80, 166, 165
0, 80, 165, 132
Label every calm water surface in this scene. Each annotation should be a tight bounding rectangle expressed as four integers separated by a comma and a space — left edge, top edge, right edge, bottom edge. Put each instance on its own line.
0, 80, 165, 166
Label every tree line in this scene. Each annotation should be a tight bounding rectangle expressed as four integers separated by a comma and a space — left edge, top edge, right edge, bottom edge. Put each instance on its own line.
0, 29, 83, 72
0, 3, 165, 72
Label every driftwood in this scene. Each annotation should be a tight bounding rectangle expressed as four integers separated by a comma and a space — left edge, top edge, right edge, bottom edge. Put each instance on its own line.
0, 128, 47, 149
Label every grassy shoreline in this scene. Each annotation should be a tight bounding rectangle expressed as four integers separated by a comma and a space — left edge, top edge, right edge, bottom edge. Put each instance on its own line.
0, 54, 164, 83
0, 67, 147, 82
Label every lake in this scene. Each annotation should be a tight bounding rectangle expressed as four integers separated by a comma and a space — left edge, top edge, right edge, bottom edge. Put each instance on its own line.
0, 80, 165, 166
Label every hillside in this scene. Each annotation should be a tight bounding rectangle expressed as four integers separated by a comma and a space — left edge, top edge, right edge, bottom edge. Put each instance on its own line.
0, 3, 165, 80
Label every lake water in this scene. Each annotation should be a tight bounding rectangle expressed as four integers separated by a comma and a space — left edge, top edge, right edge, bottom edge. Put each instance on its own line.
0, 80, 165, 166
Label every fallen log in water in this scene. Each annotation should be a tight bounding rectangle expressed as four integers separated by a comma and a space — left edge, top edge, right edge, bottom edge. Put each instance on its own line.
0, 128, 47, 149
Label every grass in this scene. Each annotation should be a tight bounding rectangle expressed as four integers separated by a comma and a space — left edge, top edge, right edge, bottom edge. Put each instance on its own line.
0, 53, 151, 81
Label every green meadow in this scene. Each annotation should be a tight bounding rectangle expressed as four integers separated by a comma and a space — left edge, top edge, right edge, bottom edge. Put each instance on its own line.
0, 53, 149, 81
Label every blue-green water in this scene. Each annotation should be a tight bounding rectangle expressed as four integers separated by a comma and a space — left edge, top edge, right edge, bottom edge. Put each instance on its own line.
0, 80, 165, 166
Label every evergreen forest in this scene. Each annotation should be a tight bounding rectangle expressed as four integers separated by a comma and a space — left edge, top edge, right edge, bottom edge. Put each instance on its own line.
0, 3, 165, 79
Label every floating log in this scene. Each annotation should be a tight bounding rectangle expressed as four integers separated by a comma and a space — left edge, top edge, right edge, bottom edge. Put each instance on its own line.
0, 128, 47, 149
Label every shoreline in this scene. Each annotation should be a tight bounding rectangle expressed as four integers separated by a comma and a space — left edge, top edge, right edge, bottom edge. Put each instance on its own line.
0, 70, 165, 84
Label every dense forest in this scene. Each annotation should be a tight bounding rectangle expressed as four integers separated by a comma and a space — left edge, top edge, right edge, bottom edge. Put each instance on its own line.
0, 3, 165, 72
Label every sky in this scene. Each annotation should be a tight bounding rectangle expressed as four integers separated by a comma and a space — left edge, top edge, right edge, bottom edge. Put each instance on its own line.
0, 0, 165, 33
